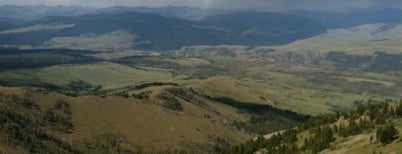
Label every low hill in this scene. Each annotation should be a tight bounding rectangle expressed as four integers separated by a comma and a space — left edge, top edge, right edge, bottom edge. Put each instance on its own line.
0, 83, 308, 153
0, 86, 246, 153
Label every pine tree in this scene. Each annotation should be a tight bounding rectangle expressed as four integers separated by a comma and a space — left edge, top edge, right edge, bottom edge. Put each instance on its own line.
396, 100, 402, 117
376, 124, 399, 144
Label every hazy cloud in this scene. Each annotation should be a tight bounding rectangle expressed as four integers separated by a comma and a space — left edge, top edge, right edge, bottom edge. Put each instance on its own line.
199, 0, 402, 11
0, 0, 401, 10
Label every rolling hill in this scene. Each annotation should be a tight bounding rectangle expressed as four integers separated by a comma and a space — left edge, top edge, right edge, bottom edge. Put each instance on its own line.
1, 4, 402, 154
0, 82, 308, 153
0, 11, 326, 50
273, 23, 402, 55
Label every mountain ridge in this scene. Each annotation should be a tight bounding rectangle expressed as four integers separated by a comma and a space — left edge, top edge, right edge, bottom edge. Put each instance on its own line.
0, 10, 326, 50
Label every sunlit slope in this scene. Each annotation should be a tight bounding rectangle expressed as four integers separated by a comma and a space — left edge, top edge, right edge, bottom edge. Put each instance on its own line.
0, 62, 174, 89
273, 24, 402, 54
321, 118, 402, 154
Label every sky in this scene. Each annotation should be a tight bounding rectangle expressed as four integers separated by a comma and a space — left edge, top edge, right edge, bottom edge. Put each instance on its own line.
0, 0, 401, 11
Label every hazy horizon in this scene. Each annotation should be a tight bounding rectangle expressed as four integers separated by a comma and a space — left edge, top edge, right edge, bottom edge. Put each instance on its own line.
1, 0, 401, 11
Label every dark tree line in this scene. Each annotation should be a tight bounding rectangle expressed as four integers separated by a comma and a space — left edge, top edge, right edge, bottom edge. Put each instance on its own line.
157, 91, 183, 111
59, 80, 102, 96
377, 123, 398, 144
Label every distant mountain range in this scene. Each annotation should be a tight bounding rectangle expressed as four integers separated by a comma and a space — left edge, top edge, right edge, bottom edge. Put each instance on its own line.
90, 5, 228, 21
0, 17, 16, 31
0, 5, 401, 50
202, 12, 324, 45
287, 8, 402, 28
0, 5, 223, 22
0, 5, 95, 21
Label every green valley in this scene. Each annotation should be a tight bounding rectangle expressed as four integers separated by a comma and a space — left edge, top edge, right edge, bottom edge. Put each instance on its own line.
0, 4, 402, 154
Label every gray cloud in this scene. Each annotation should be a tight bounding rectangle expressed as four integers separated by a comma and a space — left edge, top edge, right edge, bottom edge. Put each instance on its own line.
0, 0, 401, 10
201, 0, 402, 11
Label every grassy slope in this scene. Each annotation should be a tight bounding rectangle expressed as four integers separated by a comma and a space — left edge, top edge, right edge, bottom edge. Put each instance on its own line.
0, 24, 76, 34
127, 85, 250, 123
188, 62, 397, 115
273, 24, 402, 55
0, 146, 27, 154
69, 96, 246, 150
0, 62, 174, 89
321, 118, 402, 154
41, 31, 136, 51
1, 52, 399, 116
0, 86, 248, 153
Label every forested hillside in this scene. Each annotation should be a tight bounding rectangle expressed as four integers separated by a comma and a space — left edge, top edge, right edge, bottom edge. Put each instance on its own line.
224, 99, 402, 154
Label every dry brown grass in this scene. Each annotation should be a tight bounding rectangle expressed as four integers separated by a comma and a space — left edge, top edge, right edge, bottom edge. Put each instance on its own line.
0, 86, 248, 152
